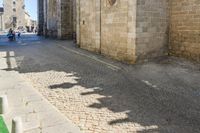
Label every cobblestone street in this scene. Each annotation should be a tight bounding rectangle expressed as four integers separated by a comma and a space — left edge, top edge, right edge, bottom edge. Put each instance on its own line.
0, 34, 200, 133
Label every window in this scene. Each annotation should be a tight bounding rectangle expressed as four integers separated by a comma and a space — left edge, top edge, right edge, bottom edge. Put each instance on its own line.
13, 17, 17, 27
13, 17, 17, 23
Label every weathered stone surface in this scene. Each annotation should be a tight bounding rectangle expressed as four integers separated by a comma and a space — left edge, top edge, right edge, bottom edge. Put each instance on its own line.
100, 0, 136, 63
76, 0, 137, 63
2, 0, 26, 29
58, 0, 74, 39
37, 0, 44, 35
39, 0, 74, 39
78, 0, 101, 53
170, 0, 200, 62
136, 0, 169, 61
38, 0, 200, 63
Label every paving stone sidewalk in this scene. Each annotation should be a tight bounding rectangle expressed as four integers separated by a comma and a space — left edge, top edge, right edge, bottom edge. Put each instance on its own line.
0, 70, 81, 133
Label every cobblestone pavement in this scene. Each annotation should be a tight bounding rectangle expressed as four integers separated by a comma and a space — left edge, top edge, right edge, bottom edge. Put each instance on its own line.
0, 34, 200, 133
0, 70, 81, 133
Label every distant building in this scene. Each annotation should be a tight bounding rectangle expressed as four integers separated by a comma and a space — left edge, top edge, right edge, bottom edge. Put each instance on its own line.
0, 7, 3, 31
2, 0, 26, 30
25, 11, 31, 31
30, 20, 37, 32
25, 11, 37, 32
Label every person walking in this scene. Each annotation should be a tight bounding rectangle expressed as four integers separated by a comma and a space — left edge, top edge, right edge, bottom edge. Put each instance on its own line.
13, 30, 16, 41
17, 31, 21, 39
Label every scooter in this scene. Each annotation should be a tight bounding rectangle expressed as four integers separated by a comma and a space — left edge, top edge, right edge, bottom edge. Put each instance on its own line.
7, 33, 16, 41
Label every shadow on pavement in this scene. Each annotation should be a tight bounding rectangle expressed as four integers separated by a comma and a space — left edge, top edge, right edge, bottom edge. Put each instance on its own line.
0, 34, 200, 133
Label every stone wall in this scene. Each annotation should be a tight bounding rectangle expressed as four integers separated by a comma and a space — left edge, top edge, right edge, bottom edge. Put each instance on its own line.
4, 0, 15, 29
77, 0, 169, 63
77, 0, 136, 63
170, 0, 200, 62
72, 0, 77, 40
38, 0, 44, 35
78, 0, 101, 52
16, 0, 26, 28
46, 0, 58, 38
43, 0, 48, 36
101, 0, 136, 63
57, 0, 74, 39
3, 0, 26, 29
136, 0, 169, 61
41, 0, 74, 39
38, 0, 200, 63
63, 0, 73, 39
0, 12, 4, 31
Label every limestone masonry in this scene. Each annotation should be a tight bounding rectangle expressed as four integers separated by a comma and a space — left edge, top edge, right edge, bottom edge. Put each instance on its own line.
1, 0, 37, 31
38, 0, 200, 63
38, 0, 74, 39
170, 0, 200, 62
2, 0, 26, 30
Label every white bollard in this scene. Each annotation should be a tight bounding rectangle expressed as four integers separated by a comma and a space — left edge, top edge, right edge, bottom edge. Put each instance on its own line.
12, 117, 23, 133
0, 95, 9, 114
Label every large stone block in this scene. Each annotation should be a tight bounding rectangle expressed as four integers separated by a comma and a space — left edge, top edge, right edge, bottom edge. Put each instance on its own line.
39, 0, 200, 63
2, 0, 26, 30
136, 0, 169, 61
77, 0, 136, 63
41, 0, 74, 39
170, 0, 200, 62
